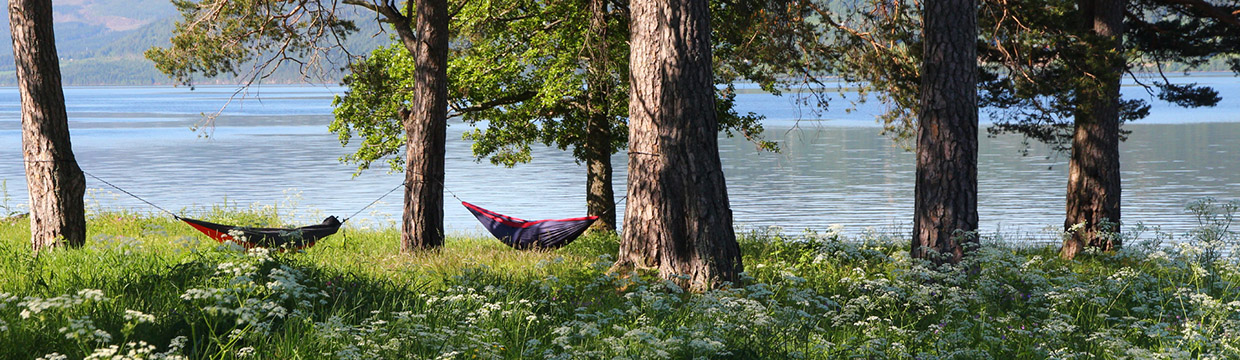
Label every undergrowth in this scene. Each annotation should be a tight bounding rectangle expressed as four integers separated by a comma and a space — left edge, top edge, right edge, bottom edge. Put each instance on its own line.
0, 199, 1237, 359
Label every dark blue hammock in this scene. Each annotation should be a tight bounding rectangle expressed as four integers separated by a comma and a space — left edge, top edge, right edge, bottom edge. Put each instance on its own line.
463, 202, 598, 249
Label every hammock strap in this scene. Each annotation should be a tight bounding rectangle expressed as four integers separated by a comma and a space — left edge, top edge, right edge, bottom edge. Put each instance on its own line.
81, 170, 179, 218
444, 184, 464, 203
344, 181, 405, 222
61, 166, 462, 224
344, 174, 462, 222
407, 172, 463, 203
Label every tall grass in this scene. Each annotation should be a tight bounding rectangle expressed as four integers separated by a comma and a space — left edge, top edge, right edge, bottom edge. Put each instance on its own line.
0, 200, 1238, 359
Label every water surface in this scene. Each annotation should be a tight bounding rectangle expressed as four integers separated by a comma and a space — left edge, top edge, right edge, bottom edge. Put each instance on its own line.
0, 79, 1236, 242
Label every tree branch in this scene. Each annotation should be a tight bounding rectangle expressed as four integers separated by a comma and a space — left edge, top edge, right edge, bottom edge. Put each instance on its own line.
448, 90, 539, 117
1153, 0, 1240, 27
342, 0, 383, 14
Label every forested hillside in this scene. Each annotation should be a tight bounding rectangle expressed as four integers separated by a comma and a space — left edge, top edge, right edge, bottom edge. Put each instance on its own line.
0, 0, 1232, 86
0, 0, 382, 85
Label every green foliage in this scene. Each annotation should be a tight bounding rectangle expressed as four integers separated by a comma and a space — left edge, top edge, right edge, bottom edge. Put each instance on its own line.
820, 0, 923, 145
330, 0, 784, 173
444, 0, 630, 167
329, 45, 415, 173
818, 0, 1240, 150
1, 180, 21, 218
4, 209, 1240, 358
144, 0, 359, 88
975, 0, 1156, 151
1183, 198, 1240, 292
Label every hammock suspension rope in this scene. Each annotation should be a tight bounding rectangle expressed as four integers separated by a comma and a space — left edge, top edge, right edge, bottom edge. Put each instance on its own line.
74, 169, 599, 250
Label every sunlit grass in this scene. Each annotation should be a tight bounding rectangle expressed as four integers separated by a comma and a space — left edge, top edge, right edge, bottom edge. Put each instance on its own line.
0, 202, 1238, 359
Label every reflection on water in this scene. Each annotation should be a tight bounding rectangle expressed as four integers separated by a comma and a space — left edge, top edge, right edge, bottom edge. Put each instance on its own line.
721, 123, 1240, 242
0, 84, 1237, 242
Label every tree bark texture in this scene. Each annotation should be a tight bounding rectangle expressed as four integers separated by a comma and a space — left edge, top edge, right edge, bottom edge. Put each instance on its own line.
1062, 0, 1125, 259
10, 0, 87, 251
585, 0, 617, 232
615, 0, 743, 291
401, 0, 449, 252
912, 0, 979, 264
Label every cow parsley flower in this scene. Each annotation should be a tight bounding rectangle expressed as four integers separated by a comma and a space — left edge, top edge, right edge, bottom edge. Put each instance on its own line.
124, 309, 155, 324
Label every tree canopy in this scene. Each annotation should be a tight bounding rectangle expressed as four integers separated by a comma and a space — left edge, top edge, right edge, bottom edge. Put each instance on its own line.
144, 0, 361, 88
329, 0, 795, 174
815, 0, 1240, 149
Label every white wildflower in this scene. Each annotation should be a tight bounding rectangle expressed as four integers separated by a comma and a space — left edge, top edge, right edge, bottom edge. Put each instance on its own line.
124, 309, 155, 324
58, 316, 111, 343
35, 353, 68, 360
0, 292, 16, 309
19, 289, 108, 318
1108, 267, 1139, 281
237, 346, 256, 358
246, 246, 272, 261
83, 340, 178, 360
77, 289, 105, 301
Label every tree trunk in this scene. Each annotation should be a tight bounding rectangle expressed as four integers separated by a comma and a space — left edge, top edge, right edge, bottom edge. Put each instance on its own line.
614, 0, 742, 291
911, 0, 979, 264
1062, 0, 1125, 259
10, 0, 87, 251
401, 0, 449, 252
584, 0, 616, 233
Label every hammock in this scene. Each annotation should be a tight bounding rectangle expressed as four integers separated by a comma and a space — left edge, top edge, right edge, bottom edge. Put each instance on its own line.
82, 170, 596, 251
178, 216, 342, 250
463, 202, 598, 249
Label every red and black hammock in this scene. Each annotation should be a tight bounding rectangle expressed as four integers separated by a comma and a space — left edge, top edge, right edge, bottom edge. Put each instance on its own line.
463, 202, 598, 249
178, 216, 342, 250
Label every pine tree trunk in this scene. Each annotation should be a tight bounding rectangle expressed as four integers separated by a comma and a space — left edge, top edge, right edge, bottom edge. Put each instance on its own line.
614, 0, 742, 291
1062, 0, 1125, 259
911, 0, 979, 264
401, 0, 449, 252
10, 0, 87, 251
584, 0, 616, 232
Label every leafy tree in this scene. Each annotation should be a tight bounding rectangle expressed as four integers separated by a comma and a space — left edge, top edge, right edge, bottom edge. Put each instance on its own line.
331, 0, 786, 233
814, 0, 1240, 258
9, 0, 88, 250
332, 0, 631, 232
146, 0, 451, 251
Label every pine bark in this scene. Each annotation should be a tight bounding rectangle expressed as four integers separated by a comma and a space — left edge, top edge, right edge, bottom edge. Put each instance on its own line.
401, 0, 449, 252
584, 0, 616, 232
911, 0, 979, 264
614, 0, 742, 291
1062, 0, 1125, 259
10, 0, 87, 251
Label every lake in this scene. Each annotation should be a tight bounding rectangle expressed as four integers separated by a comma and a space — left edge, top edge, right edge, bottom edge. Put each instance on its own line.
1, 77, 1237, 243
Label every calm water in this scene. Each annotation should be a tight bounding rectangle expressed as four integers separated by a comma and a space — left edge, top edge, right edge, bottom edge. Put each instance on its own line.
1, 77, 1237, 241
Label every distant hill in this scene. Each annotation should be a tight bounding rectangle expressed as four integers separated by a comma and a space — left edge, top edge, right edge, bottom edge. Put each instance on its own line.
0, 0, 384, 86
0, 0, 1233, 86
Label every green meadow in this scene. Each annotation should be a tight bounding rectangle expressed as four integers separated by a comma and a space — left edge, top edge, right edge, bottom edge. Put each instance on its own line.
1, 201, 1238, 359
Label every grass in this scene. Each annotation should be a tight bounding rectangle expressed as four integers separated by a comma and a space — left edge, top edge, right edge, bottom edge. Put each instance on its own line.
1, 203, 1239, 359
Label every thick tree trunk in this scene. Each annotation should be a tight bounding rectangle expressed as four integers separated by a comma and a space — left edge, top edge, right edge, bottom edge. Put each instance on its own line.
614, 0, 742, 291
401, 0, 449, 252
1062, 0, 1125, 259
911, 0, 979, 264
10, 0, 87, 251
584, 0, 616, 232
